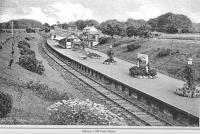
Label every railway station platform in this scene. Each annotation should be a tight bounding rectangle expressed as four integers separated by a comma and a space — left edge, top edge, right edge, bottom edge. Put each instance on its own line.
46, 39, 199, 121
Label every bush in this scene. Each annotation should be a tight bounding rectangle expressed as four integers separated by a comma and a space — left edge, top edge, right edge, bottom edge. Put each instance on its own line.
0, 91, 12, 118
26, 28, 35, 33
87, 52, 101, 58
18, 40, 30, 49
19, 55, 45, 75
20, 47, 35, 57
129, 66, 157, 77
26, 81, 69, 101
47, 99, 127, 125
129, 66, 143, 77
157, 49, 171, 57
127, 44, 141, 51
148, 69, 157, 77
99, 37, 113, 45
112, 38, 135, 47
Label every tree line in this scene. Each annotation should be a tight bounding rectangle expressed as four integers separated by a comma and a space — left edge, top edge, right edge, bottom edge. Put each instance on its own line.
1, 12, 200, 37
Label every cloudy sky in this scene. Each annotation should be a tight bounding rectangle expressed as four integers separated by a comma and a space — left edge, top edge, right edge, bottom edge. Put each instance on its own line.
0, 0, 200, 24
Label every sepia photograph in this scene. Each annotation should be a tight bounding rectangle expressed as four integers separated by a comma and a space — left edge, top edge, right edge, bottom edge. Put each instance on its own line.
0, 0, 200, 133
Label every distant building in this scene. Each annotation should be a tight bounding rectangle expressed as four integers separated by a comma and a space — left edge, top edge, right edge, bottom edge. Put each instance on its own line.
53, 33, 81, 49
54, 25, 62, 30
68, 25, 77, 31
82, 25, 100, 47
83, 25, 97, 33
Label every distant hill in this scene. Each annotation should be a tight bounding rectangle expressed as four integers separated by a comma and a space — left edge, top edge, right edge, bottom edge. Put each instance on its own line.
0, 19, 43, 29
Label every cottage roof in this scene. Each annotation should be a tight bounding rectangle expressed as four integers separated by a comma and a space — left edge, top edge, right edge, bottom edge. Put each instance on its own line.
54, 36, 66, 41
83, 25, 97, 32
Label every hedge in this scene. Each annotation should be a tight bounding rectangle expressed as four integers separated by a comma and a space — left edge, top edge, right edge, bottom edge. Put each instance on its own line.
0, 91, 12, 118
127, 44, 141, 51
19, 55, 45, 75
99, 37, 113, 45
157, 49, 171, 57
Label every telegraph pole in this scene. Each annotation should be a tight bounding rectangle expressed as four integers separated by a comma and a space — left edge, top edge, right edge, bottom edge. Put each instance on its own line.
12, 20, 13, 37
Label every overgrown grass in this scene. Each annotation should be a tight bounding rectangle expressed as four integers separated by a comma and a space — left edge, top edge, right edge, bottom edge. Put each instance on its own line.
26, 80, 69, 101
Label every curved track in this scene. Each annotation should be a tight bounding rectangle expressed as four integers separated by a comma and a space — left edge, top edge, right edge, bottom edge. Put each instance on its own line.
39, 39, 176, 126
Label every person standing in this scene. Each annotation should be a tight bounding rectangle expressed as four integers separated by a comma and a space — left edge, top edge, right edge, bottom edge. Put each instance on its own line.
8, 52, 14, 69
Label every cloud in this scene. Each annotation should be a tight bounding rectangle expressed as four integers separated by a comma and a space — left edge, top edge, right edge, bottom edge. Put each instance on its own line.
0, 0, 200, 24
0, 0, 94, 24
48, 2, 94, 23
125, 2, 162, 20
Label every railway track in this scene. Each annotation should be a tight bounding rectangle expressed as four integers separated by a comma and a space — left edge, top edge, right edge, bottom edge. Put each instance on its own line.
39, 39, 174, 126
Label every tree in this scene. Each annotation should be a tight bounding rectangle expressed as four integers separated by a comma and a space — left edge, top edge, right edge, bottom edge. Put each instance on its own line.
74, 19, 100, 30
125, 19, 151, 37
99, 19, 126, 38
85, 19, 100, 29
126, 25, 138, 37
147, 18, 158, 31
149, 12, 192, 33
75, 20, 87, 30
44, 23, 50, 28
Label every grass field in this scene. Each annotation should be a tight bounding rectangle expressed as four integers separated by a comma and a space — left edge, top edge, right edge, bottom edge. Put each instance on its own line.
0, 31, 87, 124
93, 37, 200, 85
159, 33, 200, 40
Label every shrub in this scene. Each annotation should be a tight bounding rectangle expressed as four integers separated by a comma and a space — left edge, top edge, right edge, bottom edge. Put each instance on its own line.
19, 55, 45, 75
18, 40, 30, 49
87, 52, 101, 58
99, 37, 113, 44
157, 49, 171, 57
47, 99, 127, 125
148, 69, 157, 77
26, 28, 35, 33
112, 38, 135, 47
20, 47, 35, 57
0, 91, 12, 118
26, 81, 69, 101
127, 44, 141, 51
182, 65, 195, 89
129, 66, 157, 77
129, 66, 143, 77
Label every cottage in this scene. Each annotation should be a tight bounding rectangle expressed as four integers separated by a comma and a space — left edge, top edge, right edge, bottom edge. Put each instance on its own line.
66, 33, 81, 48
54, 25, 62, 30
53, 36, 66, 48
83, 25, 97, 32
54, 34, 81, 49
82, 25, 100, 47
